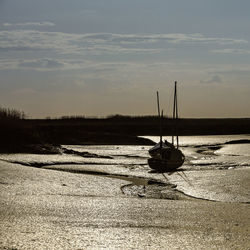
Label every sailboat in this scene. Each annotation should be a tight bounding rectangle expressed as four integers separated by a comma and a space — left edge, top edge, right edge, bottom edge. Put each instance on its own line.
148, 81, 185, 172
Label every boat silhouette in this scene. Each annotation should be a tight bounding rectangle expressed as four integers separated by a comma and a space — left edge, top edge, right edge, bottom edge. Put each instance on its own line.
148, 81, 185, 172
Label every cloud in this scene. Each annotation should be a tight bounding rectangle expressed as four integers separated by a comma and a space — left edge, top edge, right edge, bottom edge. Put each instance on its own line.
212, 48, 250, 54
3, 22, 55, 27
0, 58, 87, 71
0, 30, 247, 57
18, 58, 64, 69
78, 33, 247, 45
0, 30, 167, 56
200, 75, 223, 84
0, 29, 249, 73
0, 59, 18, 70
12, 88, 37, 96
0, 58, 140, 72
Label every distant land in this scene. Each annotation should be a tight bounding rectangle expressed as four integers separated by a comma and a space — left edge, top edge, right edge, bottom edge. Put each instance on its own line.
29, 115, 250, 137
1, 112, 250, 153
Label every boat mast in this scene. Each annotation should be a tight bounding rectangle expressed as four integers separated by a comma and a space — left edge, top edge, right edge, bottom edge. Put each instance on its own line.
157, 91, 160, 117
160, 110, 163, 149
172, 81, 179, 148
156, 91, 163, 149
175, 81, 179, 148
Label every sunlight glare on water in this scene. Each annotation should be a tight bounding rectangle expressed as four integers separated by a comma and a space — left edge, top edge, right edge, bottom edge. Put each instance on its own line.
215, 144, 250, 157
142, 134, 250, 146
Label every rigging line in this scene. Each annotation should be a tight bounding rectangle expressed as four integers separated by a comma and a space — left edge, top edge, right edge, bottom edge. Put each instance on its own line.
177, 171, 194, 187
162, 173, 169, 182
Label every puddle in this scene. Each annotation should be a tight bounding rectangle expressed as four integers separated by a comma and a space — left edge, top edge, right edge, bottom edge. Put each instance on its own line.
121, 183, 193, 200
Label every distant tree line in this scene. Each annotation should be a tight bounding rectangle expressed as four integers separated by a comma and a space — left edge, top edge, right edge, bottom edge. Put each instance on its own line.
56, 114, 162, 121
0, 107, 26, 120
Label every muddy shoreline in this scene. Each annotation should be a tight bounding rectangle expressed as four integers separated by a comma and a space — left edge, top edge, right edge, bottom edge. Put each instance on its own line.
0, 134, 250, 248
1, 137, 249, 203
0, 157, 249, 249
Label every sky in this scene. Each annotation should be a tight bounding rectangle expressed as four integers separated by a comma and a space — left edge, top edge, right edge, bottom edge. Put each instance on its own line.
0, 0, 250, 118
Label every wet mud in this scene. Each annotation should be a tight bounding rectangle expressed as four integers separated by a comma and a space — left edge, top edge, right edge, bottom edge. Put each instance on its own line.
1, 137, 249, 203
2, 157, 189, 201
1, 135, 249, 250
62, 147, 113, 159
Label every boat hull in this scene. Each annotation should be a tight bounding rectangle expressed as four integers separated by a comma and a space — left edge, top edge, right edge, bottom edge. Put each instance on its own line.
148, 147, 185, 172
148, 140, 174, 158
148, 157, 184, 172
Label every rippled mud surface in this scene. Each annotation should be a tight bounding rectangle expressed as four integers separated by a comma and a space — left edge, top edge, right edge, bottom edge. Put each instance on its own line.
0, 135, 249, 249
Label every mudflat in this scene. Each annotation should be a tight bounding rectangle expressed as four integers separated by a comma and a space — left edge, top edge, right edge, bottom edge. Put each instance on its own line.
0, 159, 249, 249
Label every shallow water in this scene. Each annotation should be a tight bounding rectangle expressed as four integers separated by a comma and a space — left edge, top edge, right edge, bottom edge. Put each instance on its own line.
215, 144, 250, 157
144, 134, 250, 147
144, 135, 250, 166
